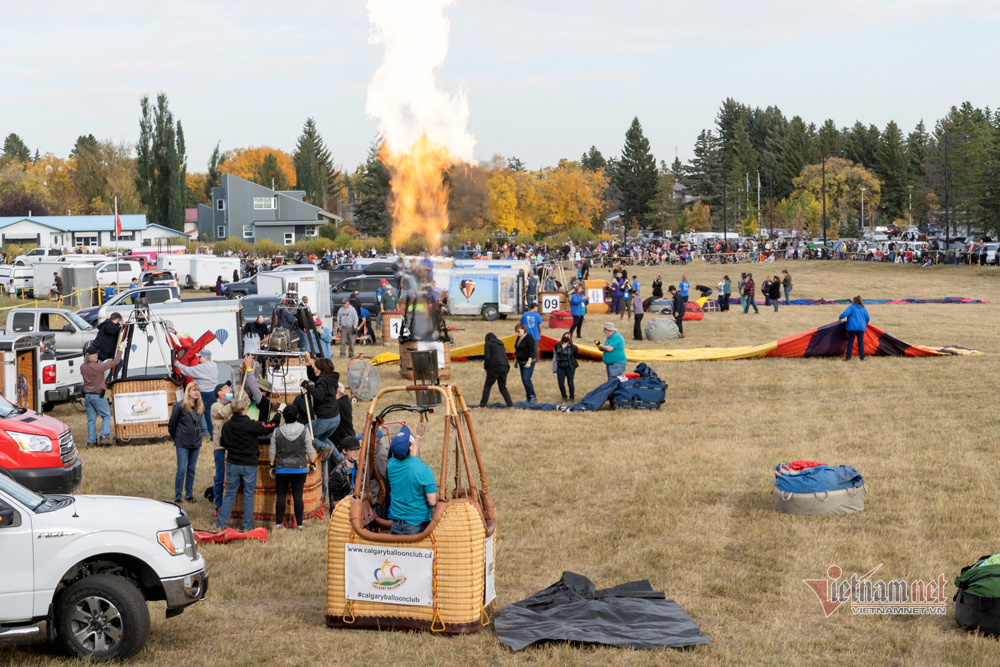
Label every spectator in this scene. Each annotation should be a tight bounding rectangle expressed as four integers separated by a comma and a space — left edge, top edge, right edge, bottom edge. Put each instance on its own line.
781, 270, 793, 304
328, 436, 360, 505
167, 382, 204, 503
332, 382, 355, 446
216, 396, 277, 532
514, 322, 537, 403
552, 332, 578, 401
742, 273, 759, 314
670, 285, 686, 339
51, 272, 63, 300
337, 297, 359, 358
480, 332, 513, 408
215, 276, 225, 296
94, 312, 124, 362
105, 282, 117, 302
652, 276, 663, 298
269, 403, 315, 529
209, 380, 235, 511
519, 303, 542, 346
569, 285, 589, 338
387, 423, 436, 535
679, 275, 690, 304
768, 276, 781, 312
597, 322, 626, 380
174, 349, 219, 440
80, 345, 123, 447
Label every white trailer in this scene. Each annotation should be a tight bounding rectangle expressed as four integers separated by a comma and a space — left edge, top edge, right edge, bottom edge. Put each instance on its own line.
452, 258, 532, 273
97, 300, 242, 376
443, 268, 524, 320
189, 256, 242, 290
257, 270, 332, 326
156, 254, 197, 287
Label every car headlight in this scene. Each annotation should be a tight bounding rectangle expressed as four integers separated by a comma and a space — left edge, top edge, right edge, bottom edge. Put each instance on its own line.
157, 528, 191, 556
7, 431, 53, 453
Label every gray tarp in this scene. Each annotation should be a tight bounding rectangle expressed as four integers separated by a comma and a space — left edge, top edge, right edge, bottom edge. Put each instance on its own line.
494, 571, 710, 651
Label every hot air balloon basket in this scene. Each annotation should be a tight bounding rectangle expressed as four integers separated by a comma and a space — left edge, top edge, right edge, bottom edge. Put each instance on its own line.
108, 376, 182, 444
228, 444, 325, 526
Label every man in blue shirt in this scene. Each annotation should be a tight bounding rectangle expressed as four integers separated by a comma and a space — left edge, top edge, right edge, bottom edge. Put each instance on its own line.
105, 282, 117, 302
597, 321, 627, 380
520, 303, 542, 348
387, 423, 436, 535
679, 276, 690, 305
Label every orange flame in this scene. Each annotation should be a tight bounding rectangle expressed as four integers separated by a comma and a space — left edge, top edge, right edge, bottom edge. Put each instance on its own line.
379, 134, 454, 250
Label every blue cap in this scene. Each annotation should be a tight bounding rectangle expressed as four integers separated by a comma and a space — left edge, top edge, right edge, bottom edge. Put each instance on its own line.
389, 426, 412, 458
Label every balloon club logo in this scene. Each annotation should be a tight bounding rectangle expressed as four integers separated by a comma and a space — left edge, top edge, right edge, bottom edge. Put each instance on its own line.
130, 399, 152, 417
371, 559, 407, 590
459, 279, 475, 300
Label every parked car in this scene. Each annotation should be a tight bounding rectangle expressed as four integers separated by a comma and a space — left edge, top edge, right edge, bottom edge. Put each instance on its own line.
94, 260, 143, 288
140, 270, 179, 288
76, 285, 181, 325
983, 242, 1000, 265
225, 274, 258, 298
239, 294, 283, 325
0, 474, 208, 661
13, 248, 63, 266
331, 275, 400, 313
2, 306, 96, 355
0, 392, 80, 494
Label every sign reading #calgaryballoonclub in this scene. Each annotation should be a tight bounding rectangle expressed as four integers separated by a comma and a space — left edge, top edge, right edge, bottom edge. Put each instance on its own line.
113, 390, 169, 424
345, 544, 434, 607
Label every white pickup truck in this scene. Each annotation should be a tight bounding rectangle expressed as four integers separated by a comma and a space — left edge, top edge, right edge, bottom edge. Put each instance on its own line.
0, 474, 208, 661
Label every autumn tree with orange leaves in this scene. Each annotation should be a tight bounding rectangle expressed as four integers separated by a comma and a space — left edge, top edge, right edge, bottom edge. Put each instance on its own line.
218, 147, 296, 190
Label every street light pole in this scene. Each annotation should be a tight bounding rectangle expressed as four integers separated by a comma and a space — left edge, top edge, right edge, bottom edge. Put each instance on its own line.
821, 150, 844, 257
908, 185, 913, 226
861, 187, 865, 233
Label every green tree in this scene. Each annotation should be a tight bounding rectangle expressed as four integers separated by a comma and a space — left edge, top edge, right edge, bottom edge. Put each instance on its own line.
781, 117, 813, 195
648, 160, 681, 231
716, 98, 749, 149
613, 117, 659, 227
683, 129, 723, 223
134, 93, 188, 230
205, 142, 226, 202
507, 156, 526, 172
875, 121, 910, 220
817, 119, 842, 155
1, 133, 30, 167
352, 138, 392, 237
580, 146, 606, 172
71, 134, 102, 210
258, 152, 288, 191
844, 122, 881, 170
293, 118, 340, 210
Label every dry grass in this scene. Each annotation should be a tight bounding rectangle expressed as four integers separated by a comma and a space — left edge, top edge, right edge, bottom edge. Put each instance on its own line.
5, 259, 1000, 666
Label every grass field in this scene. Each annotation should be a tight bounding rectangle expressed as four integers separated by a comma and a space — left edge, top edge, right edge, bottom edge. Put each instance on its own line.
4, 259, 1000, 666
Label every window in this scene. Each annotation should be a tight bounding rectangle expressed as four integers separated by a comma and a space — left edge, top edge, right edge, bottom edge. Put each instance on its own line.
11, 312, 34, 333
253, 197, 276, 210
40, 313, 71, 333
217, 226, 226, 239
216, 199, 226, 211
28, 249, 43, 256
284, 232, 294, 245
117, 232, 134, 241
304, 226, 317, 239
75, 234, 98, 247
243, 225, 254, 239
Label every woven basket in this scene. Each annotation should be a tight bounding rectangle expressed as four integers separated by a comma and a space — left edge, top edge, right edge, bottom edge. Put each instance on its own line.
109, 377, 180, 442
228, 443, 325, 526
326, 498, 490, 634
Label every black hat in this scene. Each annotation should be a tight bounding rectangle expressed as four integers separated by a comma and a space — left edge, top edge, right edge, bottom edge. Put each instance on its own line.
339, 436, 361, 452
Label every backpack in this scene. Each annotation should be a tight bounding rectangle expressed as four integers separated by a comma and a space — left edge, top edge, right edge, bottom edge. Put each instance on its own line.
610, 363, 666, 410
954, 554, 1000, 635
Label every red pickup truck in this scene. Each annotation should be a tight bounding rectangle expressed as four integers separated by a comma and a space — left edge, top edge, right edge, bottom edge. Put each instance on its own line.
0, 393, 81, 494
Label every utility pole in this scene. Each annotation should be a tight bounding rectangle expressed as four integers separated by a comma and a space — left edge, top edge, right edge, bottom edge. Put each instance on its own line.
861, 187, 865, 233
908, 185, 913, 226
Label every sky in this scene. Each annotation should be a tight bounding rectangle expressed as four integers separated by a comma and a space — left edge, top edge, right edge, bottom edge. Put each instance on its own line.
2, 0, 999, 175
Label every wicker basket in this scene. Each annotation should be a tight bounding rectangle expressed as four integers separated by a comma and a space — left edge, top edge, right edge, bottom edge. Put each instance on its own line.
228, 443, 325, 526
109, 377, 181, 443
398, 340, 451, 380
326, 498, 490, 633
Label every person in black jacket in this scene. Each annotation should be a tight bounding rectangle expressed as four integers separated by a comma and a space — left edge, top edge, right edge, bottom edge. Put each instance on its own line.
168, 382, 203, 503
216, 397, 277, 532
552, 333, 579, 401
670, 285, 686, 339
768, 275, 781, 313
302, 352, 341, 457
480, 332, 513, 407
514, 322, 537, 403
94, 312, 123, 361
328, 436, 361, 505
332, 382, 355, 445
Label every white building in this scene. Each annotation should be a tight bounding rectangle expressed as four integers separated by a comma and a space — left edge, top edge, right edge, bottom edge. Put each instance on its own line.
0, 215, 189, 250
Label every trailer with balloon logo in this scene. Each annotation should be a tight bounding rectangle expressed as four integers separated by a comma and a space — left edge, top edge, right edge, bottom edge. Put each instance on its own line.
443, 268, 524, 321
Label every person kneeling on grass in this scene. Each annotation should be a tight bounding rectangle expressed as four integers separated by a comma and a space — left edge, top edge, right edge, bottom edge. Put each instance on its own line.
328, 436, 361, 506
387, 422, 436, 535
217, 397, 278, 533
269, 404, 315, 530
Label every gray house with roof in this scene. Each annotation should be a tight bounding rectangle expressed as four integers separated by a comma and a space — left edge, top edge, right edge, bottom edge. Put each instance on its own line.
196, 174, 341, 244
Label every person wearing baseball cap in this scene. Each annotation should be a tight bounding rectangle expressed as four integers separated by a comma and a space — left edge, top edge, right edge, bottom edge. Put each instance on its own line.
328, 435, 361, 505
386, 421, 435, 535
596, 321, 626, 380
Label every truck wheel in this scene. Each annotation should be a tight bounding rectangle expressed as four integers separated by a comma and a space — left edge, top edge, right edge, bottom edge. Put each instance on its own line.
55, 573, 150, 662
481, 304, 499, 321
41, 401, 54, 413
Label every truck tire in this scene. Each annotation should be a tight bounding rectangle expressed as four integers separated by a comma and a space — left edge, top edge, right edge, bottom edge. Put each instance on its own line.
55, 573, 150, 662
481, 304, 499, 321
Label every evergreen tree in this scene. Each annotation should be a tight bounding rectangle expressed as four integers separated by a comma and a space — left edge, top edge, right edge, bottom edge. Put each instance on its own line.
205, 142, 226, 202
580, 146, 606, 172
507, 156, 526, 172
781, 116, 813, 194
728, 122, 758, 179
817, 120, 842, 155
844, 122, 881, 169
258, 152, 288, 191
649, 160, 681, 231
293, 118, 339, 210
716, 98, 749, 148
1, 133, 30, 166
805, 123, 821, 163
754, 106, 788, 198
71, 134, 103, 209
352, 138, 392, 237
980, 116, 1000, 237
684, 129, 723, 221
875, 121, 910, 220
906, 120, 932, 226
671, 156, 684, 178
613, 117, 658, 226
134, 93, 188, 229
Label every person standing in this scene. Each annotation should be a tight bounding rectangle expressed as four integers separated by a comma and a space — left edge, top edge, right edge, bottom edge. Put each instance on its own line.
94, 312, 124, 362
336, 297, 358, 359
609, 279, 622, 316
632, 287, 644, 341
80, 344, 123, 447
480, 332, 514, 407
768, 276, 781, 312
51, 272, 64, 300
620, 275, 632, 321
669, 285, 686, 339
105, 282, 117, 302
514, 323, 537, 403
679, 275, 690, 305
569, 286, 589, 338
216, 397, 277, 533
737, 273, 748, 312
520, 303, 542, 347
552, 332, 578, 401
269, 404, 316, 529
210, 380, 235, 512
525, 271, 539, 306
781, 270, 793, 304
174, 350, 219, 440
742, 273, 759, 314
839, 296, 870, 361
302, 352, 341, 463
387, 422, 435, 535
652, 276, 663, 298
722, 275, 732, 312
215, 276, 225, 296
167, 382, 204, 503
597, 322, 626, 380
332, 382, 355, 447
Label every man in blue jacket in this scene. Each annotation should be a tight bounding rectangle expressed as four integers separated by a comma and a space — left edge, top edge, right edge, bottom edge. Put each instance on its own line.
569, 286, 589, 338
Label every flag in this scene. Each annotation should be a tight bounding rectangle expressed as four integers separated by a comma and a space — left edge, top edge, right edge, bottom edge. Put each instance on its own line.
114, 212, 121, 238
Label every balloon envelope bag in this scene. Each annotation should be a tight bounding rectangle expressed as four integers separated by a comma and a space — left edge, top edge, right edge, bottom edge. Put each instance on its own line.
773, 461, 865, 516
326, 383, 497, 634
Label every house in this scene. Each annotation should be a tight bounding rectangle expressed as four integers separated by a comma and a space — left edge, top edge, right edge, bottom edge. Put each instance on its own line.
0, 215, 189, 250
197, 174, 342, 245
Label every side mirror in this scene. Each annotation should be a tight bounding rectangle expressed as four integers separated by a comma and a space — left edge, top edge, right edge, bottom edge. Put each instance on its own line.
63, 325, 75, 333
0, 506, 16, 528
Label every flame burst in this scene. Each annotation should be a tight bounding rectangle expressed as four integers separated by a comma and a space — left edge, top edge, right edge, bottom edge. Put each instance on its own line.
380, 135, 454, 250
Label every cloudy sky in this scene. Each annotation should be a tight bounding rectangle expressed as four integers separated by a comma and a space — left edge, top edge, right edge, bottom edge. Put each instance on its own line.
2, 1, 998, 173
